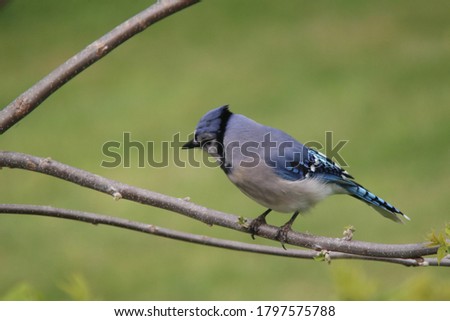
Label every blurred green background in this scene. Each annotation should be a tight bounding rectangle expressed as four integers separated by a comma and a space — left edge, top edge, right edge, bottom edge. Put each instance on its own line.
1, 0, 449, 300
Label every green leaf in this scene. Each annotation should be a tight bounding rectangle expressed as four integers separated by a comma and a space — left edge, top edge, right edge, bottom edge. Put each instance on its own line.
438, 233, 446, 245
426, 225, 450, 265
428, 231, 439, 246
427, 228, 449, 247
314, 251, 331, 264
344, 225, 355, 232
58, 273, 92, 300
1, 282, 42, 300
436, 246, 448, 265
238, 216, 249, 228
314, 253, 325, 262
342, 225, 355, 240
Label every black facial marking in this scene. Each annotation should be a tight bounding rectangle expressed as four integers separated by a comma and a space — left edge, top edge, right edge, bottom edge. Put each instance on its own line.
215, 106, 233, 161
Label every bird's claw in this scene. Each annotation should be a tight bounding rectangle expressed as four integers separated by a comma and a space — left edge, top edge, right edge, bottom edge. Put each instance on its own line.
248, 215, 267, 239
276, 224, 292, 250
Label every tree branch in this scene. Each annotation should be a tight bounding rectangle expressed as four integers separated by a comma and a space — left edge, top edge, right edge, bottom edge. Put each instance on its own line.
1, 204, 447, 267
0, 0, 200, 134
1, 150, 447, 264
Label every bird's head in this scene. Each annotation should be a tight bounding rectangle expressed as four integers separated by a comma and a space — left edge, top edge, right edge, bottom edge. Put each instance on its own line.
182, 105, 232, 158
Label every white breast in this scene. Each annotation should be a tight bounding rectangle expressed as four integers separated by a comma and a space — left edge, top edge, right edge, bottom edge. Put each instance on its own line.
227, 164, 339, 213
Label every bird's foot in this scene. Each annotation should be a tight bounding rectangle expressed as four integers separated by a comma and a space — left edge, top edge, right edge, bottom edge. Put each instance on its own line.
275, 211, 299, 250
276, 223, 293, 250
248, 209, 272, 239
248, 215, 267, 240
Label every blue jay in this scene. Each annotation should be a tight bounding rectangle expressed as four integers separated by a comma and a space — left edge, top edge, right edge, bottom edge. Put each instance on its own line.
183, 105, 409, 245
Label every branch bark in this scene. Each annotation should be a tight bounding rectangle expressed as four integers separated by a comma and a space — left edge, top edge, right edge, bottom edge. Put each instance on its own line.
1, 204, 446, 267
1, 150, 447, 265
0, 0, 200, 134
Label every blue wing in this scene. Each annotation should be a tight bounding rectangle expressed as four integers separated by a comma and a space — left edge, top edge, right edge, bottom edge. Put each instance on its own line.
271, 143, 352, 182
270, 141, 408, 223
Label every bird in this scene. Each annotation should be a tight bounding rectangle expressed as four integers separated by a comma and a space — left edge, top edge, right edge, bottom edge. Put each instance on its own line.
182, 105, 409, 246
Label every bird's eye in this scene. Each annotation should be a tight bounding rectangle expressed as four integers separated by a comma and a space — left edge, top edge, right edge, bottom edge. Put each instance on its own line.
202, 140, 218, 155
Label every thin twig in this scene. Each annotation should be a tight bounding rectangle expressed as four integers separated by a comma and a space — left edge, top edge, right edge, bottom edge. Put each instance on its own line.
1, 204, 446, 267
0, 150, 445, 262
0, 0, 200, 134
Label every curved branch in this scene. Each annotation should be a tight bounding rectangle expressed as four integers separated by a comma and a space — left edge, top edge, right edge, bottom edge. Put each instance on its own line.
1, 204, 446, 267
0, 0, 200, 134
0, 150, 446, 263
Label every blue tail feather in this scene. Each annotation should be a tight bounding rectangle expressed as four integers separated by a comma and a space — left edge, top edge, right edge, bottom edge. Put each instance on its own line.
340, 181, 409, 223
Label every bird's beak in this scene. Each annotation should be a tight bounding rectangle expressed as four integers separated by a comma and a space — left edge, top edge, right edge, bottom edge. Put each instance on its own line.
182, 139, 201, 149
